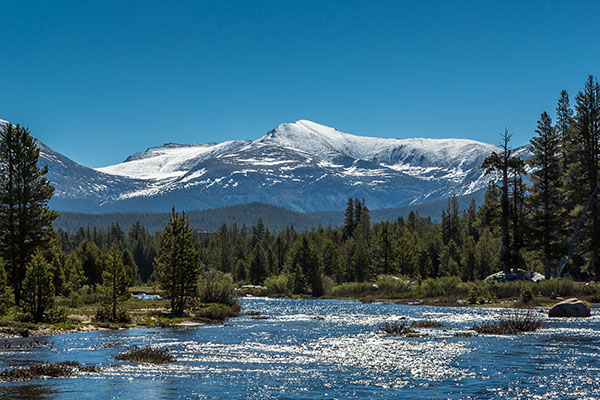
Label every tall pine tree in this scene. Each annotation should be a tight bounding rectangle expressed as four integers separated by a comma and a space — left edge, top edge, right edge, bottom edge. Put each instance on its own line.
0, 123, 58, 305
154, 208, 200, 316
528, 112, 563, 278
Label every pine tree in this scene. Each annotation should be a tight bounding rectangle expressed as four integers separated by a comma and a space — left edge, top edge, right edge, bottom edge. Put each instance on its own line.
375, 222, 393, 275
564, 76, 600, 280
78, 240, 104, 286
0, 263, 12, 315
528, 112, 563, 278
396, 229, 417, 276
342, 198, 355, 240
0, 124, 59, 305
154, 207, 200, 316
441, 195, 461, 246
211, 224, 233, 273
509, 157, 527, 269
102, 244, 131, 321
249, 243, 267, 285
121, 249, 140, 286
482, 128, 513, 273
289, 237, 322, 296
474, 229, 500, 280
22, 250, 55, 322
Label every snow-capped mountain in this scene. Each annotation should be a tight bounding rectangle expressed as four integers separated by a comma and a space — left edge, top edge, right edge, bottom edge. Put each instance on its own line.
2, 119, 530, 213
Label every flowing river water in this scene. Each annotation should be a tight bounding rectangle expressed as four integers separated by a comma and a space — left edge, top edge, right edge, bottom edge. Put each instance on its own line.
0, 298, 599, 399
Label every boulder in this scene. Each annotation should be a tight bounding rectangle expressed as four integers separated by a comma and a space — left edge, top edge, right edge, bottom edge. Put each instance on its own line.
548, 298, 591, 318
484, 269, 546, 283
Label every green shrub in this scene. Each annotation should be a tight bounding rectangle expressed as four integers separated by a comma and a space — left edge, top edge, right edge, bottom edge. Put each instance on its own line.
536, 279, 577, 297
0, 361, 99, 381
264, 274, 291, 296
194, 303, 241, 322
520, 284, 534, 304
490, 282, 522, 299
467, 282, 497, 304
115, 346, 175, 364
379, 321, 416, 336
45, 307, 69, 324
93, 306, 131, 324
421, 276, 463, 299
473, 311, 543, 334
410, 320, 443, 328
376, 275, 414, 296
198, 269, 237, 305
330, 282, 373, 298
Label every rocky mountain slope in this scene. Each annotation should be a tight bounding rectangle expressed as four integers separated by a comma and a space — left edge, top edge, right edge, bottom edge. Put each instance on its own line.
1, 119, 529, 213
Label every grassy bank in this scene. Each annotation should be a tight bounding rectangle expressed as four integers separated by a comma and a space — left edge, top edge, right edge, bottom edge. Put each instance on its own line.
0, 287, 241, 338
250, 274, 600, 308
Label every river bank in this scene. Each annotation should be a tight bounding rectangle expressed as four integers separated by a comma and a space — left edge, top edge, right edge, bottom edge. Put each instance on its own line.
2, 297, 599, 399
1, 278, 596, 339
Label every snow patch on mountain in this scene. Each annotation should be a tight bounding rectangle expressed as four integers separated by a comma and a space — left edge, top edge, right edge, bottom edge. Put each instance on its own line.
96, 139, 249, 180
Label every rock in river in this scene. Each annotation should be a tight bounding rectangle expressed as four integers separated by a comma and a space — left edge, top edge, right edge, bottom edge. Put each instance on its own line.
548, 298, 591, 318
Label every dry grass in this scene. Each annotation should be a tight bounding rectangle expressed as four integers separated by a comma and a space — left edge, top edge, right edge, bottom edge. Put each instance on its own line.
0, 361, 99, 381
410, 320, 443, 328
473, 312, 543, 335
380, 321, 416, 336
115, 346, 175, 364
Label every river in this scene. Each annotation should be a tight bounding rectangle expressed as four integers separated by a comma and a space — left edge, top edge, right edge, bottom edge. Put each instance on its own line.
1, 298, 599, 399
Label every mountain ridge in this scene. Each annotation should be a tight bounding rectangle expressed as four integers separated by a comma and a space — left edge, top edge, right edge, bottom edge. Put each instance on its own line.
1, 118, 530, 213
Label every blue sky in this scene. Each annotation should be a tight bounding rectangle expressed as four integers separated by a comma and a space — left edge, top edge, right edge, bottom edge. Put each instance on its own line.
1, 0, 598, 167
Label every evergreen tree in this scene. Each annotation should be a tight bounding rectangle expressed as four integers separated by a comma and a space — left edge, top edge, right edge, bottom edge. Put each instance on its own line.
321, 238, 340, 280
572, 76, 600, 280
249, 243, 267, 285
528, 112, 563, 278
509, 157, 527, 269
474, 229, 500, 280
211, 224, 233, 273
102, 244, 131, 321
441, 195, 461, 246
154, 208, 200, 316
342, 198, 355, 240
289, 237, 322, 296
122, 249, 140, 286
0, 123, 59, 305
63, 253, 85, 296
78, 240, 104, 286
396, 230, 417, 277
375, 222, 393, 275
0, 263, 12, 315
482, 128, 513, 273
22, 250, 55, 322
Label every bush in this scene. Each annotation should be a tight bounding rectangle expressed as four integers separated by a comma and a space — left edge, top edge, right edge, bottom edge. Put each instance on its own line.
490, 282, 521, 299
422, 276, 463, 299
536, 279, 577, 297
45, 307, 69, 324
194, 303, 241, 322
330, 282, 373, 298
115, 346, 175, 364
410, 320, 443, 328
520, 284, 534, 304
79, 285, 102, 305
467, 282, 497, 304
264, 274, 291, 296
379, 321, 416, 336
473, 311, 543, 335
376, 275, 414, 296
198, 269, 237, 305
93, 306, 131, 324
0, 361, 99, 381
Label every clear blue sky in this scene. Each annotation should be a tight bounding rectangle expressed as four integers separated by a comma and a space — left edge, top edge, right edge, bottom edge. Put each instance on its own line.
1, 0, 598, 167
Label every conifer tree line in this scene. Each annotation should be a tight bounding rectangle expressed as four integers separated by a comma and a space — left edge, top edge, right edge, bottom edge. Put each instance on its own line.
0, 75, 598, 319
